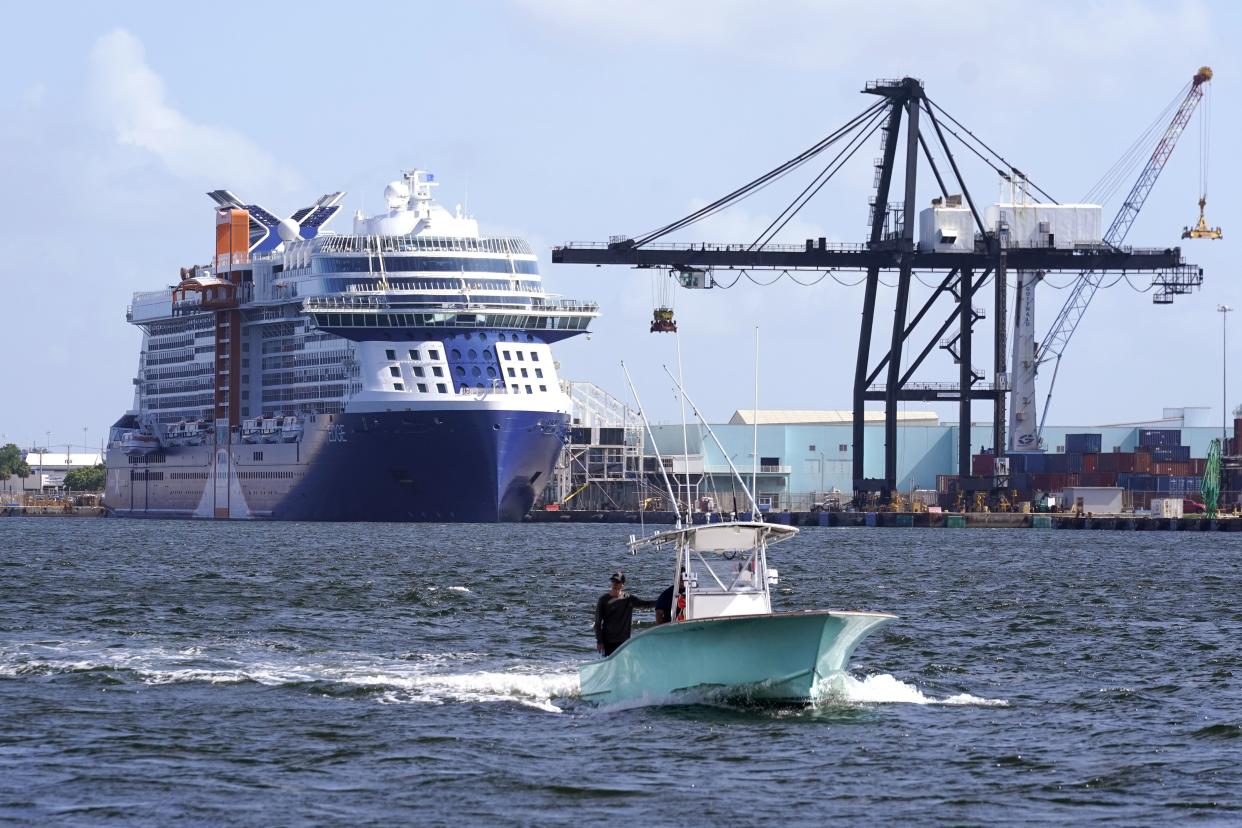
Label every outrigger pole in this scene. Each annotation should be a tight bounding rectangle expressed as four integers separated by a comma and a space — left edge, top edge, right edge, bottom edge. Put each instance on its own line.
661, 365, 763, 519
621, 361, 683, 527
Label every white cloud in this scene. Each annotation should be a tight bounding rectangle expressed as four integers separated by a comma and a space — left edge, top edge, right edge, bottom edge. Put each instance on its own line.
512, 0, 1212, 96
87, 29, 301, 195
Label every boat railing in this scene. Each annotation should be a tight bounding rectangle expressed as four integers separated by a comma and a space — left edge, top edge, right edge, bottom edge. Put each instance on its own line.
313, 234, 535, 256
555, 240, 868, 253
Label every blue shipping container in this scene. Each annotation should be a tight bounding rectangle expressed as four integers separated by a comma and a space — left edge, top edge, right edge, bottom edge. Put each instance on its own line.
1151, 445, 1191, 462
1138, 429, 1181, 449
1065, 433, 1103, 454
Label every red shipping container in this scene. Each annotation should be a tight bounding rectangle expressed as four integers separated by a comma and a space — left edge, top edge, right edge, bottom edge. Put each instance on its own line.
1191, 458, 1207, 475
1133, 451, 1152, 473
1098, 453, 1118, 473
972, 454, 995, 476
1082, 453, 1099, 473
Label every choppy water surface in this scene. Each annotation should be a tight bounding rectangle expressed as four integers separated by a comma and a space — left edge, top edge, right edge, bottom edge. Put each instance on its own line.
0, 520, 1239, 825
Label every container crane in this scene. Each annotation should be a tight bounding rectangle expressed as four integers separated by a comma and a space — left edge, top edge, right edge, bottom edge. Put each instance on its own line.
553, 76, 1194, 501
1009, 67, 1212, 451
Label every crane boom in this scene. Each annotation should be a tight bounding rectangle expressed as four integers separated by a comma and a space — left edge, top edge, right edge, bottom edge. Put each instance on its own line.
1033, 67, 1212, 440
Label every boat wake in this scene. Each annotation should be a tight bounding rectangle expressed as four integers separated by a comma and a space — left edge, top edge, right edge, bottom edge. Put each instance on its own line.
0, 640, 580, 713
815, 672, 1009, 707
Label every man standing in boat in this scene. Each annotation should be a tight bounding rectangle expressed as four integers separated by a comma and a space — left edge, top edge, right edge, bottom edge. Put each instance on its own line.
594, 572, 657, 656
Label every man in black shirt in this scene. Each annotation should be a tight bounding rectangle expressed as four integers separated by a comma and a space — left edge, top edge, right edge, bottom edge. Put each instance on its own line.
594, 571, 656, 656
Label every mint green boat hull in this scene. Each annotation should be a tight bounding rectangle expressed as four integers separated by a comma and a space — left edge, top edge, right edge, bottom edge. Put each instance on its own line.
578, 610, 895, 706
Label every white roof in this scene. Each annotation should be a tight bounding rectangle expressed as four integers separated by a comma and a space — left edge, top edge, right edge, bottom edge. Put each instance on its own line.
24, 452, 103, 468
728, 409, 940, 426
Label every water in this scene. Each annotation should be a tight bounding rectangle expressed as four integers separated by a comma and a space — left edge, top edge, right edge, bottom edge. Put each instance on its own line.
1, 520, 1239, 825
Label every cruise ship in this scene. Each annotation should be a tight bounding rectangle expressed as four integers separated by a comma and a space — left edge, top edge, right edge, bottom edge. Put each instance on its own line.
104, 171, 597, 521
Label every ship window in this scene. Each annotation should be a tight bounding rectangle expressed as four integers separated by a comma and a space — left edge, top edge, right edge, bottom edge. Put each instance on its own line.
417, 383, 428, 392
483, 349, 492, 359
455, 366, 465, 376
538, 385, 546, 392
393, 382, 404, 391
525, 385, 533, 394
413, 367, 425, 377
471, 366, 481, 377
520, 368, 528, 377
253, 451, 263, 461
502, 350, 511, 359
385, 349, 396, 360
389, 366, 401, 377
408, 349, 420, 360
487, 367, 497, 377
479, 332, 488, 340
507, 367, 515, 377
433, 366, 444, 377
535, 368, 543, 378
467, 349, 477, 359
436, 383, 447, 394
429, 349, 440, 360
511, 385, 519, 393
531, 352, 539, 362
451, 348, 462, 359
517, 352, 524, 361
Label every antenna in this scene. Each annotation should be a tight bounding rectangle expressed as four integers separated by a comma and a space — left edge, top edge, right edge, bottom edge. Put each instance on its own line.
661, 365, 762, 517
622, 362, 682, 528
752, 326, 760, 518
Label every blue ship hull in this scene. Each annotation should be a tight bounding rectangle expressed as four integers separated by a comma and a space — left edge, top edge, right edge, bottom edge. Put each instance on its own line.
281, 409, 566, 522
105, 409, 567, 523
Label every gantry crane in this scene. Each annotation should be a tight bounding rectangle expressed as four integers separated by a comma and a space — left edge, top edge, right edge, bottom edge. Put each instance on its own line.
1015, 68, 1214, 449
553, 76, 1198, 502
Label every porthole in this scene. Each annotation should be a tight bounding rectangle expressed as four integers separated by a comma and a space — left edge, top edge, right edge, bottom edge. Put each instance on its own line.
471, 366, 481, 377
451, 348, 462, 360
468, 349, 477, 359
455, 366, 466, 376
483, 349, 492, 359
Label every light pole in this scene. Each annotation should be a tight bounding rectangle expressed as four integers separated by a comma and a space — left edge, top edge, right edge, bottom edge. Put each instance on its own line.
1220, 305, 1233, 449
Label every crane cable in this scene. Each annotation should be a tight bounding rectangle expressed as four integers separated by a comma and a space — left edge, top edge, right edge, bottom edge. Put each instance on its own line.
750, 104, 890, 249
924, 98, 1059, 204
1199, 80, 1211, 201
630, 98, 888, 246
1081, 82, 1189, 204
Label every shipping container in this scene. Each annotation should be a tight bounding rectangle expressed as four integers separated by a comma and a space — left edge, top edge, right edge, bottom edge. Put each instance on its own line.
1079, 471, 1119, 487
1138, 428, 1181, 449
972, 454, 995, 477
1133, 451, 1152, 473
1151, 498, 1183, 518
1065, 433, 1103, 454
1082, 453, 1099, 473
1151, 445, 1190, 462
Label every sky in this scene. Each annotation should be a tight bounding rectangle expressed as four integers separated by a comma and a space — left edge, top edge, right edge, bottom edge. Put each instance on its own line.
0, 0, 1238, 452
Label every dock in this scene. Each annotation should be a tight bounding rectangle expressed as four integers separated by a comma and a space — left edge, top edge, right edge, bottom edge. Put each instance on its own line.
525, 510, 1242, 531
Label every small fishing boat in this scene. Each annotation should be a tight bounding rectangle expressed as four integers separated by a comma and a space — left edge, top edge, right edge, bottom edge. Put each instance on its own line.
579, 359, 895, 706
578, 521, 895, 705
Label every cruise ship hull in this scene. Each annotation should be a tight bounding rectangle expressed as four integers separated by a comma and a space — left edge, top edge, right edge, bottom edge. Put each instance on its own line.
104, 409, 566, 523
